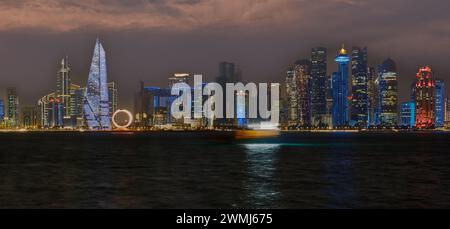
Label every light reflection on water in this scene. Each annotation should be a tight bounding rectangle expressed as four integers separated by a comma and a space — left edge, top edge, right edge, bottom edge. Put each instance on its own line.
242, 143, 281, 208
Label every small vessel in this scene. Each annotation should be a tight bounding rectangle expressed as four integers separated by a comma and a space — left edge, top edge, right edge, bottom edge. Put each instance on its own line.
235, 122, 280, 139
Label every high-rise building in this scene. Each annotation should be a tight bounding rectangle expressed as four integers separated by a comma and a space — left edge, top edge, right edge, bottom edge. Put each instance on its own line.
294, 59, 312, 127
0, 99, 4, 121
310, 47, 327, 126
332, 46, 350, 127
435, 79, 445, 127
400, 102, 415, 128
350, 47, 369, 127
56, 56, 72, 125
378, 58, 399, 127
37, 93, 54, 128
83, 39, 111, 130
108, 82, 118, 117
215, 62, 241, 128
7, 87, 19, 127
134, 82, 176, 128
415, 66, 435, 129
286, 67, 298, 127
324, 75, 333, 128
367, 67, 377, 126
48, 97, 64, 128
445, 98, 450, 128
69, 84, 85, 128
21, 107, 37, 129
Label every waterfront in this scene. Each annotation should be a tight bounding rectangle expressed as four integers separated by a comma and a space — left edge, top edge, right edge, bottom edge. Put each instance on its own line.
1, 132, 450, 208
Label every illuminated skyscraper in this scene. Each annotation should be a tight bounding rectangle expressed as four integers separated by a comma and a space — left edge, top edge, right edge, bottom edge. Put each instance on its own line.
294, 59, 312, 127
7, 87, 19, 127
69, 84, 85, 128
332, 46, 350, 127
83, 39, 111, 130
56, 56, 71, 125
350, 47, 369, 127
215, 62, 241, 128
310, 47, 327, 126
378, 58, 398, 127
0, 99, 4, 121
286, 67, 298, 127
400, 102, 415, 128
108, 82, 118, 117
367, 67, 377, 126
415, 66, 435, 129
435, 79, 445, 127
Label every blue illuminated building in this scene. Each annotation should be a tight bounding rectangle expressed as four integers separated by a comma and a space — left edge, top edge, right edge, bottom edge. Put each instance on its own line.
0, 99, 4, 121
332, 46, 350, 127
435, 79, 445, 127
400, 102, 415, 128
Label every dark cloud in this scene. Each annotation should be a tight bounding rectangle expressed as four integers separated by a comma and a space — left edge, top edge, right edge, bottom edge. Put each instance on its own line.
0, 0, 450, 109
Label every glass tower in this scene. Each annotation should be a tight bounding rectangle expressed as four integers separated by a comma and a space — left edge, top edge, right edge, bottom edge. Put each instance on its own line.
310, 47, 327, 127
435, 79, 445, 127
294, 59, 312, 127
415, 66, 435, 129
378, 59, 399, 127
350, 47, 369, 127
400, 102, 415, 128
56, 56, 71, 125
0, 99, 4, 121
332, 46, 350, 128
83, 39, 111, 130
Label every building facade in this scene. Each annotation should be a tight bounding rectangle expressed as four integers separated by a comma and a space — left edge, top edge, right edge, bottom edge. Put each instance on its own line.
56, 56, 72, 126
286, 67, 298, 127
294, 59, 312, 127
400, 102, 415, 128
332, 46, 350, 127
83, 39, 111, 130
415, 66, 435, 129
310, 47, 327, 127
350, 47, 369, 127
435, 79, 445, 127
7, 87, 19, 128
378, 58, 399, 127
108, 82, 118, 117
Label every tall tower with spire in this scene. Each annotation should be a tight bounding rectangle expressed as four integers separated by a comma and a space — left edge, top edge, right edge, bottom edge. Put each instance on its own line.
56, 56, 71, 125
83, 38, 111, 130
332, 45, 350, 127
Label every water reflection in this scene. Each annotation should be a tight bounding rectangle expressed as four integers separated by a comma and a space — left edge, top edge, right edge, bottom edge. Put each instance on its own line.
242, 144, 281, 208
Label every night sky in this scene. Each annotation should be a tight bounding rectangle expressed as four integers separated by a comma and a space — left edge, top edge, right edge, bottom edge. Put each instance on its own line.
0, 0, 449, 110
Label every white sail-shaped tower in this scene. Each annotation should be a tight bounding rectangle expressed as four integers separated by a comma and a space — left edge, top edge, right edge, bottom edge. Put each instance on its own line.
84, 39, 111, 130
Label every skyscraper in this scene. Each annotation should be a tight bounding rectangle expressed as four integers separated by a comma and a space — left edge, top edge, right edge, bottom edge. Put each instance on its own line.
378, 59, 399, 127
294, 59, 312, 127
21, 107, 37, 129
7, 87, 19, 127
56, 56, 71, 125
0, 99, 4, 121
350, 47, 369, 127
286, 67, 298, 127
415, 66, 435, 129
400, 102, 415, 128
108, 82, 118, 117
69, 84, 85, 128
332, 46, 350, 127
215, 62, 241, 128
83, 39, 111, 130
310, 47, 327, 126
435, 79, 445, 127
367, 67, 377, 126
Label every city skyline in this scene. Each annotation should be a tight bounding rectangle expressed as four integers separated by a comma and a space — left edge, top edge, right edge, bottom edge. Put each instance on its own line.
1, 0, 450, 109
